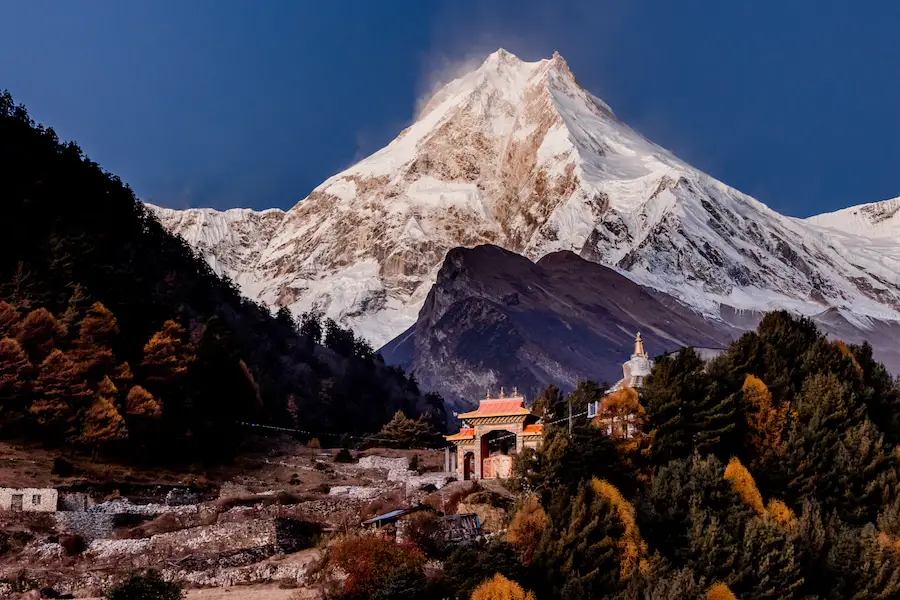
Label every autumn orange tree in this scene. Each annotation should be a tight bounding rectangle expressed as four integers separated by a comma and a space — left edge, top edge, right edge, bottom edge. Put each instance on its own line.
0, 337, 30, 418
79, 376, 128, 453
742, 374, 786, 463
30, 348, 89, 436
471, 573, 535, 600
324, 535, 426, 599
506, 495, 546, 567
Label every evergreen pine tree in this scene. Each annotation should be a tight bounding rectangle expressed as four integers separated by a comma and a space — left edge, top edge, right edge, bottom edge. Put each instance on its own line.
59, 284, 92, 334
537, 478, 627, 599
645, 348, 708, 465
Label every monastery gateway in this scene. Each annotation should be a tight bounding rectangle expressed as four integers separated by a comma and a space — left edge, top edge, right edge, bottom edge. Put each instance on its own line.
445, 333, 654, 480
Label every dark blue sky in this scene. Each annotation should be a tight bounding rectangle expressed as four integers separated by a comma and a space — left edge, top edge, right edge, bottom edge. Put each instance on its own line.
2, 1, 898, 217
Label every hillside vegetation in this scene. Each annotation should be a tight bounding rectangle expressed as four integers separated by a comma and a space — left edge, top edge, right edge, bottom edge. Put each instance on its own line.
312, 312, 900, 599
0, 92, 444, 462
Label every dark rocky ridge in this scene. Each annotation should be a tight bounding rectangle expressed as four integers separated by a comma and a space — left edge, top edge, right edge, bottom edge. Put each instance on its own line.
381, 245, 738, 410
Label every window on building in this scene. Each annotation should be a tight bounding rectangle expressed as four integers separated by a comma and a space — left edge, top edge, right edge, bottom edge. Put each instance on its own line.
32, 494, 41, 505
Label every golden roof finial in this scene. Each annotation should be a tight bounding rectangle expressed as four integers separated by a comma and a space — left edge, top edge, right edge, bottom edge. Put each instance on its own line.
634, 332, 646, 358
486, 388, 491, 399
513, 386, 518, 396
499, 386, 505, 398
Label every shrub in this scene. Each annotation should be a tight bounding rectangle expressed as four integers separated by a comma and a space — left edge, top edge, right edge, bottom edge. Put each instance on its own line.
307, 437, 321, 449
409, 453, 420, 472
326, 535, 425, 598
59, 534, 87, 556
335, 447, 355, 463
104, 570, 183, 600
403, 511, 446, 558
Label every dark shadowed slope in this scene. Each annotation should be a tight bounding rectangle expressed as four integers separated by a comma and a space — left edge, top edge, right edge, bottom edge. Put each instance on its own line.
381, 245, 737, 410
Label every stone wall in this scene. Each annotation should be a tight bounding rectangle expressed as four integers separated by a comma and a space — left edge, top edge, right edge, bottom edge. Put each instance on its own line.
55, 511, 119, 541
0, 488, 58, 512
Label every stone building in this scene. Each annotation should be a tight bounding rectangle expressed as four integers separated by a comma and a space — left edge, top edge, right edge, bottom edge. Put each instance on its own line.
0, 487, 58, 512
445, 388, 542, 480
588, 332, 654, 439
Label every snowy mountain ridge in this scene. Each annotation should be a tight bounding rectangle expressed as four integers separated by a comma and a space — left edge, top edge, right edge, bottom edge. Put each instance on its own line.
147, 49, 900, 346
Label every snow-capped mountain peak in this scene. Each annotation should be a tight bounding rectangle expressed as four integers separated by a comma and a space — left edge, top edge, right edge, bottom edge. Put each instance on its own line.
149, 49, 900, 347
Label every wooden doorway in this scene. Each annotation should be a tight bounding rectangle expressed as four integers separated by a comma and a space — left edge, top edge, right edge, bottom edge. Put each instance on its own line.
10, 494, 23, 511
463, 452, 475, 480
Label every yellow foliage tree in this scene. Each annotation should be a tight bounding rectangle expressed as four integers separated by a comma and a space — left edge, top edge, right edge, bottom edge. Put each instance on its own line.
470, 573, 535, 600
125, 385, 162, 418
706, 582, 738, 600
506, 495, 546, 566
724, 457, 765, 515
592, 478, 648, 575
79, 377, 128, 448
743, 375, 786, 459
766, 499, 797, 530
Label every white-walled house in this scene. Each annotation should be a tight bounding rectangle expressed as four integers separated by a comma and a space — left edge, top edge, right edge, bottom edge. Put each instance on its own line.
0, 487, 58, 512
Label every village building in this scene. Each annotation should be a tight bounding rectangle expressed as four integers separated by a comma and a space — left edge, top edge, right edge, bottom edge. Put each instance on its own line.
588, 332, 654, 439
0, 487, 58, 512
445, 388, 542, 480
445, 333, 654, 478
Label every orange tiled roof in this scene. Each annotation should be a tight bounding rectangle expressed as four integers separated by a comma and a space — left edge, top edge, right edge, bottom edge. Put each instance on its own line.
521, 423, 543, 435
457, 397, 532, 419
445, 428, 475, 441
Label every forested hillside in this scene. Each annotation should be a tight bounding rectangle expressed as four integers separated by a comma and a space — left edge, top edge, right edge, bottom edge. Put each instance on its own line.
337, 312, 900, 599
0, 92, 445, 462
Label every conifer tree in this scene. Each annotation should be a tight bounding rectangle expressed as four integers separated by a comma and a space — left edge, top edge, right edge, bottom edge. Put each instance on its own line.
142, 320, 194, 385
78, 301, 119, 348
507, 495, 547, 567
30, 348, 89, 436
743, 375, 787, 462
377, 410, 438, 448
299, 309, 323, 347
79, 377, 127, 450
706, 583, 737, 600
732, 516, 804, 599
471, 573, 536, 600
724, 457, 765, 515
537, 479, 625, 599
71, 301, 118, 384
0, 337, 31, 420
530, 384, 564, 418
0, 301, 20, 338
645, 348, 708, 465
15, 307, 66, 362
112, 361, 133, 392
59, 284, 92, 334
125, 385, 162, 418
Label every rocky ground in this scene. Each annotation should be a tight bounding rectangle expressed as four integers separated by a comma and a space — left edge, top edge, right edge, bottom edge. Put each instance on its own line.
0, 439, 497, 599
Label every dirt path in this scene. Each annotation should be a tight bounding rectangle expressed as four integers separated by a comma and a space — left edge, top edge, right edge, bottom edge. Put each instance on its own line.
83, 585, 315, 600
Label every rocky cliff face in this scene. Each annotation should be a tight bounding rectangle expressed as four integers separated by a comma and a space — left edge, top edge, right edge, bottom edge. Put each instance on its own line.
150, 49, 900, 350
380, 245, 737, 409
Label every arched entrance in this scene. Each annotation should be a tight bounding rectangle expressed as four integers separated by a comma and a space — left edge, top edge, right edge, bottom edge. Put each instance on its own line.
463, 452, 475, 481
480, 430, 517, 479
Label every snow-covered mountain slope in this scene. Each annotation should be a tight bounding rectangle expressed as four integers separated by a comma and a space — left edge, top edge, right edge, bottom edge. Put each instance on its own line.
807, 196, 900, 238
148, 49, 900, 346
148, 206, 285, 296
